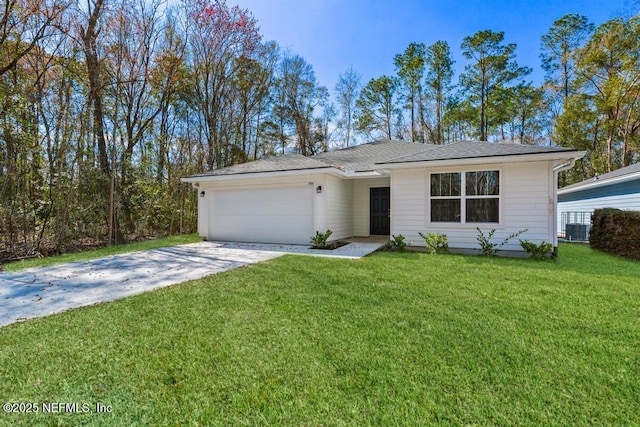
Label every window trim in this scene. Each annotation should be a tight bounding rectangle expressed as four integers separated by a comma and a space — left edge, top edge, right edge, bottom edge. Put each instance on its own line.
428, 168, 502, 225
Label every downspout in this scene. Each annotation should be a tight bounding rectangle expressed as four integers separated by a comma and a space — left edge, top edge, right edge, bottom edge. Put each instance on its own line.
552, 159, 577, 257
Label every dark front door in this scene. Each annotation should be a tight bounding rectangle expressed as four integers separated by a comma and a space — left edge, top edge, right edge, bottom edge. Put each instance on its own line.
370, 187, 390, 235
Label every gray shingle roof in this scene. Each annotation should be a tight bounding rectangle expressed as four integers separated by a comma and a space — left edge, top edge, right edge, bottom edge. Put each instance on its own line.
312, 139, 435, 172
186, 139, 582, 178
378, 141, 577, 164
187, 153, 332, 177
559, 162, 640, 192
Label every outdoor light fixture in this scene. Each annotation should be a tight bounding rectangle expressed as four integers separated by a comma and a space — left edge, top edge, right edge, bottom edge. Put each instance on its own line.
316, 185, 322, 193
200, 191, 205, 197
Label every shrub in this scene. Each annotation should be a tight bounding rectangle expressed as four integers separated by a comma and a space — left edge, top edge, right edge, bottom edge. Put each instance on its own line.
418, 232, 449, 254
476, 228, 528, 256
520, 240, 553, 260
388, 234, 412, 251
310, 230, 333, 249
590, 208, 640, 260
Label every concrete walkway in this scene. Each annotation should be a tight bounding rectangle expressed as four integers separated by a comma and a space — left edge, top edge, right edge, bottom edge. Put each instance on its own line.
0, 240, 385, 328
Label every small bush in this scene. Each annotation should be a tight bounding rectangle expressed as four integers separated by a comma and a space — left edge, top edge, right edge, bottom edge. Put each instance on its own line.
590, 208, 640, 260
520, 240, 553, 260
310, 230, 333, 249
418, 232, 449, 254
388, 234, 412, 251
476, 228, 528, 256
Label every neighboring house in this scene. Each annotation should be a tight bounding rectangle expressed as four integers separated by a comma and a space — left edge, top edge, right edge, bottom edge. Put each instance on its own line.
557, 163, 640, 240
182, 140, 585, 254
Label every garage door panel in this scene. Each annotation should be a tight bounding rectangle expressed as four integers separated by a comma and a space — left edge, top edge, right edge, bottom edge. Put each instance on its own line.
209, 185, 313, 244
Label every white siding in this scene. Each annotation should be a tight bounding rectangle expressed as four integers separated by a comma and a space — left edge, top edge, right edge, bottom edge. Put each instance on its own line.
324, 176, 354, 240
353, 177, 391, 236
390, 161, 555, 252
197, 188, 209, 239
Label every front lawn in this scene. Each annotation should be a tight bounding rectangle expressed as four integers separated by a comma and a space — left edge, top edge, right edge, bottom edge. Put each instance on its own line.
0, 244, 638, 425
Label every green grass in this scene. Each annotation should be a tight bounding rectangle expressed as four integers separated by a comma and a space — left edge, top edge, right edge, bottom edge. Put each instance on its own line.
1, 244, 638, 425
2, 234, 202, 272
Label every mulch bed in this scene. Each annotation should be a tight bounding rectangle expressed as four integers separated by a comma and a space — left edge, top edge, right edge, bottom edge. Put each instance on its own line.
309, 241, 349, 250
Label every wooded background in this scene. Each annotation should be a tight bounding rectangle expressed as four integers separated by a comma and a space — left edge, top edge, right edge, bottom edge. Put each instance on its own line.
1, 0, 638, 261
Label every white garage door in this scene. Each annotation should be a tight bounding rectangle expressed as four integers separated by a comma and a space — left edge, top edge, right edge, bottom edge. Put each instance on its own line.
209, 185, 314, 244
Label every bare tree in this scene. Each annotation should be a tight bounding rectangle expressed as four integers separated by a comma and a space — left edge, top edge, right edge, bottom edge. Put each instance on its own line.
278, 53, 327, 156
184, 0, 261, 169
334, 66, 361, 147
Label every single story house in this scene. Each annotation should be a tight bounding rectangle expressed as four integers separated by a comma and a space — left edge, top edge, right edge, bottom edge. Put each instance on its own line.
183, 140, 585, 254
557, 162, 640, 240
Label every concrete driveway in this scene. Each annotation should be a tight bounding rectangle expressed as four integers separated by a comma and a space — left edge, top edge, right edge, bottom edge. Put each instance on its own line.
0, 240, 384, 328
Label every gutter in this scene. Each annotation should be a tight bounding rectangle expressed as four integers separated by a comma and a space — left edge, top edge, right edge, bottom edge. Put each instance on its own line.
553, 158, 577, 173
373, 151, 586, 170
180, 166, 344, 184
180, 166, 389, 187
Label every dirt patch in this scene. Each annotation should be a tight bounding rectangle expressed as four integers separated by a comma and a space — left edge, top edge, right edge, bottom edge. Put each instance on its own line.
0, 235, 163, 263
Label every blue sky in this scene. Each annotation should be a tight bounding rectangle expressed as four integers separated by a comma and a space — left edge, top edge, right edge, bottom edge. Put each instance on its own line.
234, 0, 635, 95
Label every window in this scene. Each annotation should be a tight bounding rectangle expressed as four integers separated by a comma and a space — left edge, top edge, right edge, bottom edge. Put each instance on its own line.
430, 170, 500, 223
430, 172, 461, 222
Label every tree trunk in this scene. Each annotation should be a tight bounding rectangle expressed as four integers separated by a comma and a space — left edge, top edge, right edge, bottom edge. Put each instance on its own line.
480, 68, 487, 141
81, 0, 109, 175
436, 80, 442, 144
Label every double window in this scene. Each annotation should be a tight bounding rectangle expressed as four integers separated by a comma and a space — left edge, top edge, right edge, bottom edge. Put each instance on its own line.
430, 170, 500, 223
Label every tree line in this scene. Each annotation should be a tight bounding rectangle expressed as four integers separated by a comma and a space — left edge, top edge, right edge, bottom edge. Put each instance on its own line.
352, 12, 640, 186
0, 0, 638, 260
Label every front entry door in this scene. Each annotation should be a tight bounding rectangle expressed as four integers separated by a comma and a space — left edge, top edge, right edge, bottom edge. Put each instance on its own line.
370, 187, 390, 235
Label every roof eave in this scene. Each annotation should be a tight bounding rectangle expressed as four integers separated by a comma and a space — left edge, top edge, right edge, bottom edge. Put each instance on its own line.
181, 166, 344, 183
558, 169, 640, 195
342, 170, 389, 178
373, 150, 586, 170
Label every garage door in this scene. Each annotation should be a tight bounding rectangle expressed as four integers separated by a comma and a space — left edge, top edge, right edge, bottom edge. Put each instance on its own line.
209, 185, 314, 244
